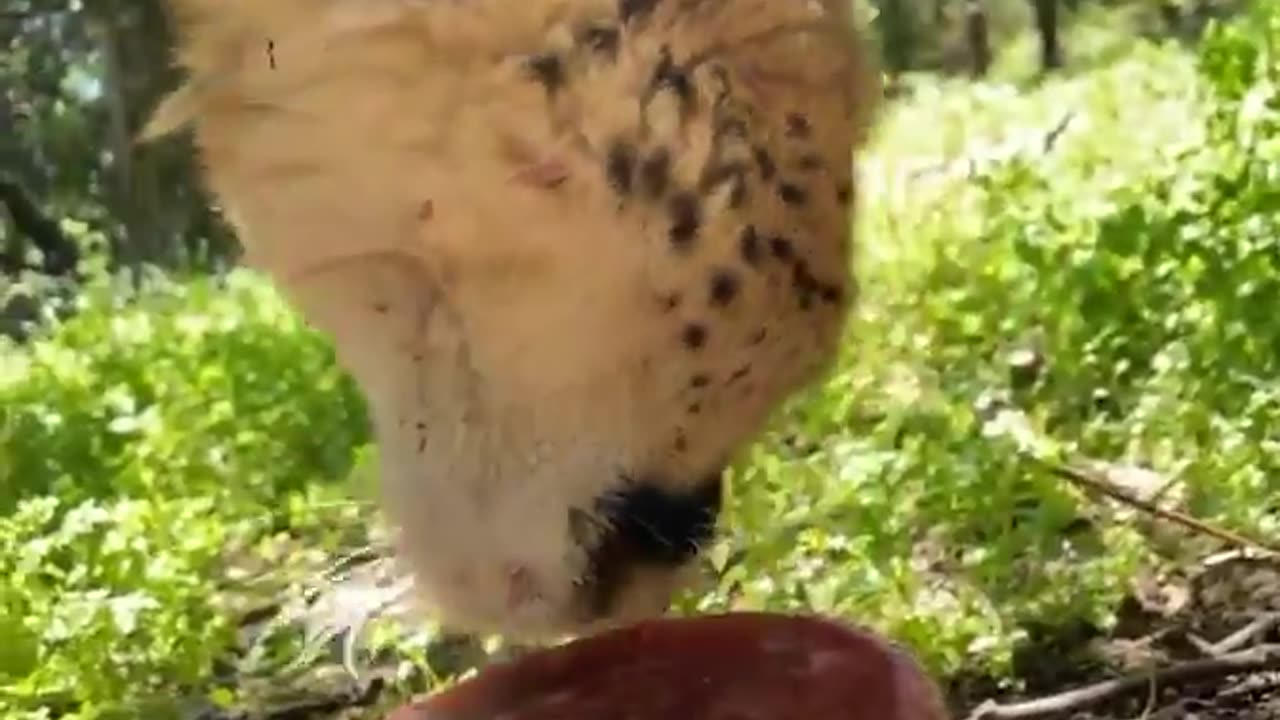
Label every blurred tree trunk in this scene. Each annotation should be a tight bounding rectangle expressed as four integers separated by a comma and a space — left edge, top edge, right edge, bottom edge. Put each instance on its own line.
89, 2, 174, 273
1031, 0, 1064, 72
876, 0, 919, 74
84, 0, 232, 276
966, 0, 992, 78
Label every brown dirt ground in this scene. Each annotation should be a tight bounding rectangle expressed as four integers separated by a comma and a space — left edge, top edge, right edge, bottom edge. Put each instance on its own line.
202, 550, 1280, 720
944, 550, 1280, 720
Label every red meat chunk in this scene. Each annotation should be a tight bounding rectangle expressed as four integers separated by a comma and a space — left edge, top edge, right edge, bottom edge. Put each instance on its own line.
387, 612, 949, 720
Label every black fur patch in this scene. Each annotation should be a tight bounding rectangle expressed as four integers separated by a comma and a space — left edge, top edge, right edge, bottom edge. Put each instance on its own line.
524, 53, 565, 93
576, 472, 723, 615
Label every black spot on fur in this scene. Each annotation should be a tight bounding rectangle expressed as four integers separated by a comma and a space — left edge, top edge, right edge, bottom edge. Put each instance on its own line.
651, 46, 694, 115
836, 183, 852, 204
820, 284, 843, 305
708, 268, 739, 307
667, 192, 701, 250
373, 302, 389, 314
682, 323, 707, 350
640, 148, 671, 198
715, 115, 749, 141
659, 292, 681, 312
778, 182, 808, 206
524, 53, 565, 93
791, 260, 823, 310
797, 153, 823, 172
606, 140, 635, 195
785, 112, 812, 138
739, 225, 762, 266
769, 235, 794, 261
748, 327, 768, 345
687, 402, 702, 415
674, 431, 688, 452
577, 23, 620, 57
753, 146, 777, 180
689, 373, 711, 389
728, 365, 752, 384
700, 162, 748, 208
619, 0, 660, 24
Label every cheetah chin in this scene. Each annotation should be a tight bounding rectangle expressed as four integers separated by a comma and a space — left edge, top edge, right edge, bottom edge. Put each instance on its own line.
145, 0, 882, 641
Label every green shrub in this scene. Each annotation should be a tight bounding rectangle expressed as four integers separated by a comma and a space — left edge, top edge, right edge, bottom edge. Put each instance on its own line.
1, 270, 368, 510
0, 270, 370, 718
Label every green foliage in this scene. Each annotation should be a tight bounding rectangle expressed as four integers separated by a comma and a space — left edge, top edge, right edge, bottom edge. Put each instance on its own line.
678, 5, 1280, 680
0, 271, 369, 718
1, 271, 368, 510
2, 4, 1280, 717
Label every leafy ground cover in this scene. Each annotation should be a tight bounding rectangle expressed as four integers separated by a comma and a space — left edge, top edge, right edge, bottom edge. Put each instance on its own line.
2, 4, 1279, 719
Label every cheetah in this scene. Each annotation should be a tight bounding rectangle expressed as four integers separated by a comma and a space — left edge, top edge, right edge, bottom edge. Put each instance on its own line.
144, 0, 882, 641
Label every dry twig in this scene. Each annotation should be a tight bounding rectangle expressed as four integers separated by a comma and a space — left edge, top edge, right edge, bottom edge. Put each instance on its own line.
1189, 612, 1280, 658
1038, 458, 1280, 556
963, 644, 1280, 720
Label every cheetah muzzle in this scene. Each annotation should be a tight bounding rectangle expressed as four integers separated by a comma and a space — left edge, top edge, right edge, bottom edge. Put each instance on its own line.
144, 0, 882, 640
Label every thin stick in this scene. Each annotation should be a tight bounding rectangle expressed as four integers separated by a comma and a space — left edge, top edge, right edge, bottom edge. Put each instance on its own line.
1038, 458, 1280, 556
964, 644, 1280, 720
1190, 612, 1280, 658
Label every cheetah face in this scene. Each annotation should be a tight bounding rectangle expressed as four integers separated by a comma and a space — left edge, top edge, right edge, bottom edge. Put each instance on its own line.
148, 0, 879, 640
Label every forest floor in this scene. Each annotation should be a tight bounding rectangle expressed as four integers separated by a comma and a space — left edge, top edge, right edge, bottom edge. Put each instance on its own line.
946, 549, 1280, 719
206, 546, 1280, 720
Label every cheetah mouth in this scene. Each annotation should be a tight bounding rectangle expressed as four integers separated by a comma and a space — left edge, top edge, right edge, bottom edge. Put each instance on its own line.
568, 472, 725, 619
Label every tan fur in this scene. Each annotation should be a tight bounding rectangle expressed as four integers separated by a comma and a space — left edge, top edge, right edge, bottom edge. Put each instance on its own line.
146, 0, 882, 640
